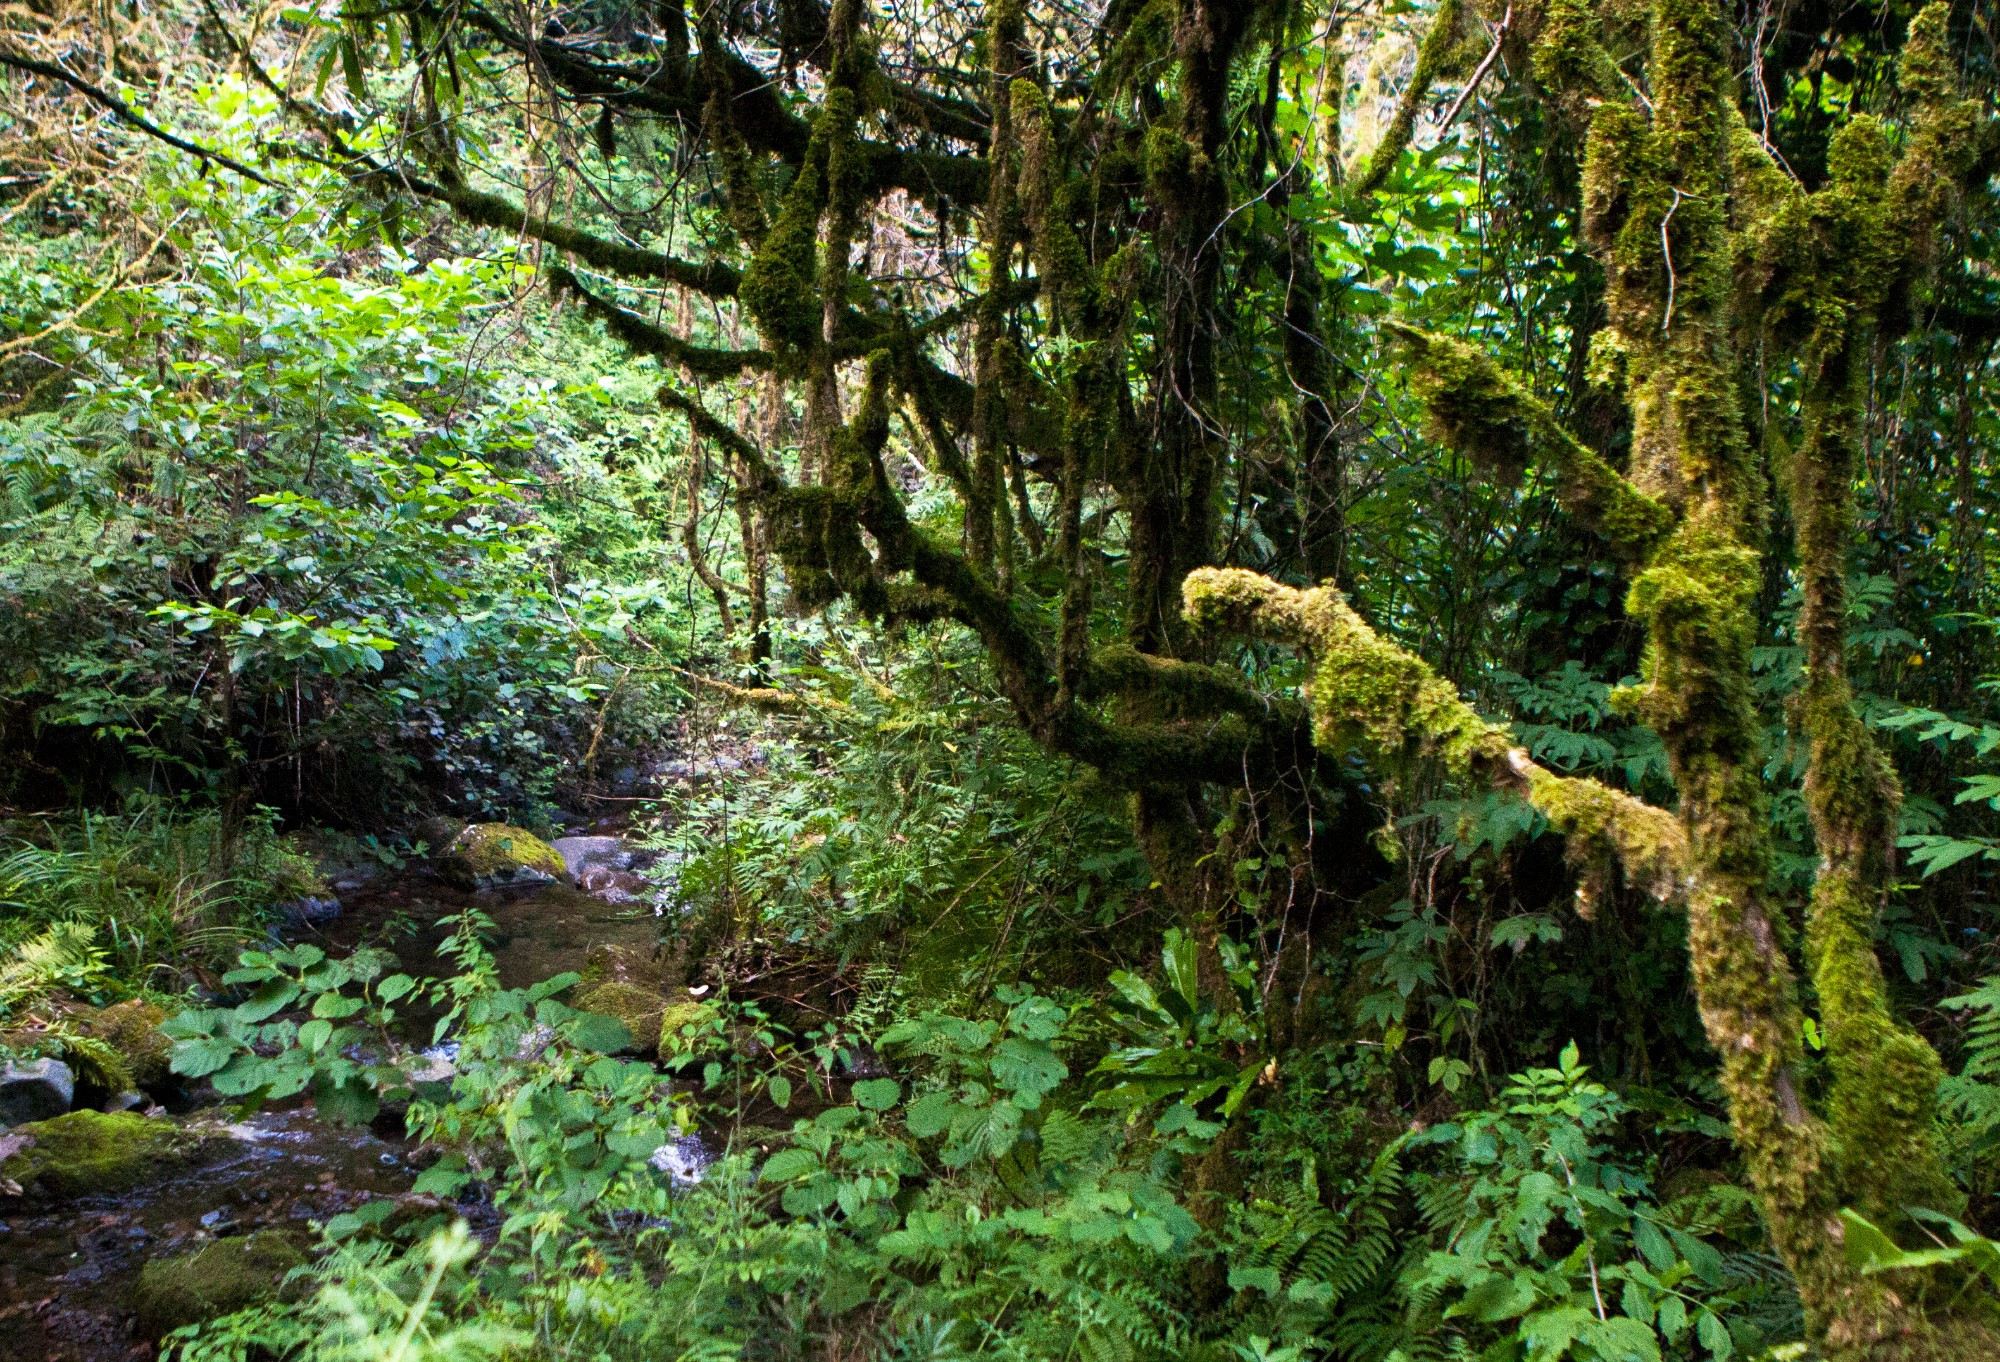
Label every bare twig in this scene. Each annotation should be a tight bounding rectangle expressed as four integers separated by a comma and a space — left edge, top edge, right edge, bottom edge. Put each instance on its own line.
1436, 5, 1514, 140
0, 45, 282, 188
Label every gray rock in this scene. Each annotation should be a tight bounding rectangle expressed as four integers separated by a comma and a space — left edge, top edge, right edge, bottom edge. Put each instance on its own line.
404, 1044, 458, 1086
550, 836, 633, 878
328, 864, 381, 893
0, 1059, 74, 1127
104, 1090, 147, 1113
273, 896, 342, 929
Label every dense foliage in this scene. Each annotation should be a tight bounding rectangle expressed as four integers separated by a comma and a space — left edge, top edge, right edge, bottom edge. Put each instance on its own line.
8, 0, 2000, 1359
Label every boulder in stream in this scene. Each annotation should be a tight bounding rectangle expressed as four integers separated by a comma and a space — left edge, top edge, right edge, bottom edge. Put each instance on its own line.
0, 1058, 74, 1126
438, 823, 570, 891
573, 980, 665, 1053
134, 1231, 307, 1338
0, 1109, 213, 1200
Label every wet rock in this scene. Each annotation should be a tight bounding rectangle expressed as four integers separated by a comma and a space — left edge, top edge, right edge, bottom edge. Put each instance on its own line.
550, 835, 632, 878
328, 863, 381, 894
573, 981, 666, 1053
0, 1059, 73, 1127
581, 943, 666, 990
515, 1024, 558, 1062
104, 1090, 146, 1113
578, 865, 646, 901
133, 1231, 305, 1338
407, 1043, 459, 1086
88, 1000, 173, 1091
438, 824, 570, 892
273, 895, 343, 929
411, 815, 467, 857
0, 1110, 211, 1200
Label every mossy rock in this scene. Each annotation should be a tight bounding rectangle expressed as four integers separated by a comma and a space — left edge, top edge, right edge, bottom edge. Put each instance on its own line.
439, 823, 569, 891
412, 815, 467, 858
574, 980, 666, 1053
89, 1000, 173, 1090
134, 1232, 307, 1338
656, 999, 719, 1057
0, 1109, 210, 1200
581, 942, 666, 991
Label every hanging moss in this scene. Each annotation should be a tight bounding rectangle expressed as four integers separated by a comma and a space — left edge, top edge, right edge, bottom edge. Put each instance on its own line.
740, 90, 863, 356
1014, 82, 1099, 318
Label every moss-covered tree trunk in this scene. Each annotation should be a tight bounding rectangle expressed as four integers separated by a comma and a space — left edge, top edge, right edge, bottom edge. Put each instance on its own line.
1578, 3, 1991, 1354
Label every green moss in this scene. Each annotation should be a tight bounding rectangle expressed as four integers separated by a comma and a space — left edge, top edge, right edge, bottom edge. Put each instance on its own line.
440, 824, 569, 890
134, 1232, 306, 1338
1899, 1, 1958, 105
1182, 568, 1685, 908
581, 943, 667, 992
656, 999, 719, 1057
0, 1109, 207, 1199
1531, 0, 1618, 109
575, 980, 667, 1054
739, 101, 835, 354
1013, 81, 1098, 319
1354, 0, 1467, 195
90, 999, 172, 1090
1394, 325, 1673, 561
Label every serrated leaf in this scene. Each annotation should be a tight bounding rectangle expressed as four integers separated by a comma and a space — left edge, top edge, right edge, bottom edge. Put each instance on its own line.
852, 1078, 900, 1111
569, 1012, 632, 1055
760, 1147, 821, 1182
991, 1038, 1066, 1102
1696, 1309, 1731, 1360
905, 1090, 958, 1138
236, 979, 300, 1022
171, 1036, 240, 1079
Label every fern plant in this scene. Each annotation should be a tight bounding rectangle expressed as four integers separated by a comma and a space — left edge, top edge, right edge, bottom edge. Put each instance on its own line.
1941, 976, 2000, 1173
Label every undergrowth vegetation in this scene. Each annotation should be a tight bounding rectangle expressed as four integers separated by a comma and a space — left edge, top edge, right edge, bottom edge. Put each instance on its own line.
6, 0, 2000, 1361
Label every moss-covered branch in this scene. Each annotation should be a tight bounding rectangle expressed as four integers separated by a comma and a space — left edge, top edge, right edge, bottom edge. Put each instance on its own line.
547, 269, 772, 377
1352, 0, 1467, 195
403, 174, 744, 296
1183, 568, 1686, 908
1390, 324, 1674, 561
1746, 9, 1984, 1296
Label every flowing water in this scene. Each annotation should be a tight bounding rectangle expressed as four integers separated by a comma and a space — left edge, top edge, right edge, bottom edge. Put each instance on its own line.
0, 834, 674, 1362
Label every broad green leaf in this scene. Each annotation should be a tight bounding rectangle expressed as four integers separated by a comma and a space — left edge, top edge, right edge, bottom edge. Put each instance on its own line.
852, 1078, 901, 1111
761, 1148, 821, 1182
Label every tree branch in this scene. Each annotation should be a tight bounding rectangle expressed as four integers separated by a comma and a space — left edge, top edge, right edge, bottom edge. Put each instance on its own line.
0, 45, 281, 189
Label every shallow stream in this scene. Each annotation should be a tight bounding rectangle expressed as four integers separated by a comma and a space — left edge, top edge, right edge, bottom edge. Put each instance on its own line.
0, 834, 670, 1362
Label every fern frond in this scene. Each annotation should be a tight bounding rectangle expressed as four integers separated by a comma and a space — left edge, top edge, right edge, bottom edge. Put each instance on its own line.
0, 920, 106, 1007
